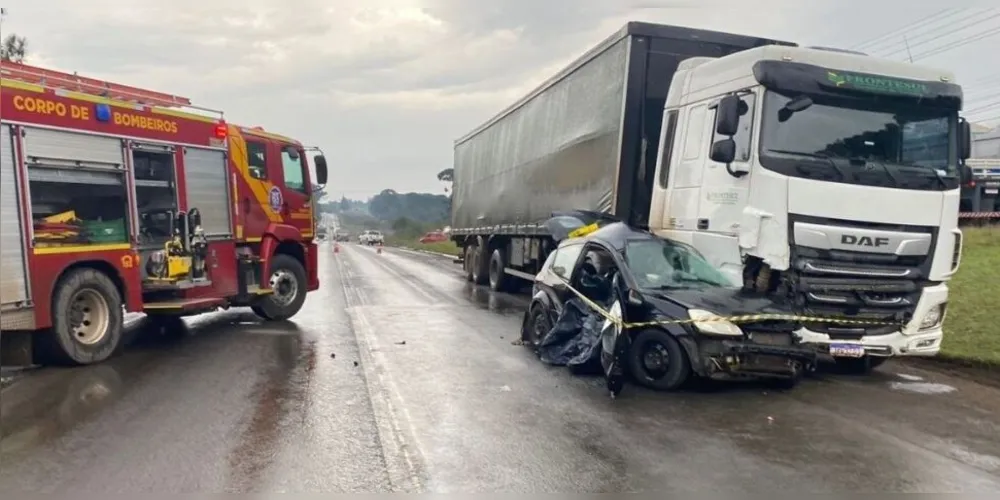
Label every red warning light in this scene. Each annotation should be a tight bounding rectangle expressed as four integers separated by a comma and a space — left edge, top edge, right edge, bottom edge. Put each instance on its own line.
214, 122, 228, 139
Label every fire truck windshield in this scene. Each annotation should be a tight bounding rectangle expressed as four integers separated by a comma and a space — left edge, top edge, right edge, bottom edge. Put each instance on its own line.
758, 90, 959, 191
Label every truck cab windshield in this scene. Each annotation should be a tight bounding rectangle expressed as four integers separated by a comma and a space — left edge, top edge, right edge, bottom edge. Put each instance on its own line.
758, 90, 958, 191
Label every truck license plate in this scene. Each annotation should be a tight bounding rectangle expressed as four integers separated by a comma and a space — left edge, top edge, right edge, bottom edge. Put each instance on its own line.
829, 343, 865, 358
986, 188, 999, 195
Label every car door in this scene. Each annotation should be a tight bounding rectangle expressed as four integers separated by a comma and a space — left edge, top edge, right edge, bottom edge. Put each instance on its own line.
538, 241, 586, 313
599, 271, 632, 398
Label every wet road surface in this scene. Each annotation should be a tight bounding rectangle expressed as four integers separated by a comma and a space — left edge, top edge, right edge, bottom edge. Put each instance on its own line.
2, 242, 1000, 493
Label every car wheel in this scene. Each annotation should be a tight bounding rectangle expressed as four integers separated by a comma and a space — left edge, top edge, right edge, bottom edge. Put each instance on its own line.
627, 329, 691, 391
523, 303, 552, 349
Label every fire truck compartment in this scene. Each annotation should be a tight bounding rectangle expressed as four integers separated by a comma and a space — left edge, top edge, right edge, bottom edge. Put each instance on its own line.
1, 124, 33, 330
181, 147, 232, 239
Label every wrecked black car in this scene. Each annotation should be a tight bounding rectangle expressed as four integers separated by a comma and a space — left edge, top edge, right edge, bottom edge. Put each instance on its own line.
520, 213, 817, 396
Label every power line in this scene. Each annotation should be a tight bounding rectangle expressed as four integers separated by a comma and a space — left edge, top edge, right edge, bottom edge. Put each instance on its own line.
864, 9, 985, 55
850, 8, 958, 50
877, 10, 1000, 59
912, 26, 1000, 61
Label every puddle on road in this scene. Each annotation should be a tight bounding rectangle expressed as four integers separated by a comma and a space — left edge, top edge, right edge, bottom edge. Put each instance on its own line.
889, 381, 957, 395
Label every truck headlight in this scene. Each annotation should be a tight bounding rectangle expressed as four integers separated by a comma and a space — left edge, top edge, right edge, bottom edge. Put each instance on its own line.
688, 309, 743, 337
919, 304, 944, 330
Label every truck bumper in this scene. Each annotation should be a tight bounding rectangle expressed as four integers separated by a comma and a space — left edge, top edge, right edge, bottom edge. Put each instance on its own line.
796, 283, 948, 358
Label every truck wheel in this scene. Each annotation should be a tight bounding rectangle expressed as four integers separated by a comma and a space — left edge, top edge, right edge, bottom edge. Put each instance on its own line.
253, 254, 307, 321
627, 329, 691, 391
488, 248, 510, 292
463, 245, 476, 282
38, 268, 124, 366
471, 245, 490, 286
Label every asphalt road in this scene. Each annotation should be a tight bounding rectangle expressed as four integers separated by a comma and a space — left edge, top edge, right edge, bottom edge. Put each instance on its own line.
2, 242, 1000, 493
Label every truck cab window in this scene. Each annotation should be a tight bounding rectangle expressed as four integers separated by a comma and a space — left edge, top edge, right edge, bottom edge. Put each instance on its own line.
658, 110, 680, 188
247, 140, 267, 180
281, 148, 307, 192
712, 93, 756, 162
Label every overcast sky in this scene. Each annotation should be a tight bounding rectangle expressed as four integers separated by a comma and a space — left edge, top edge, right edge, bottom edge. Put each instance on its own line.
3, 1, 997, 199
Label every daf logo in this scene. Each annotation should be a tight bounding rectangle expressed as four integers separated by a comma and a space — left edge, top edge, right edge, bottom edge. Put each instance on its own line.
841, 234, 890, 247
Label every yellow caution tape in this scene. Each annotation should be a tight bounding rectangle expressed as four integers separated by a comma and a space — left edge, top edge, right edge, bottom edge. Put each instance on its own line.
558, 277, 904, 330
567, 223, 600, 239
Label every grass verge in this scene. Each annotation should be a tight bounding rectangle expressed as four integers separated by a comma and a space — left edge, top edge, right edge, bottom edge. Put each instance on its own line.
936, 226, 1000, 370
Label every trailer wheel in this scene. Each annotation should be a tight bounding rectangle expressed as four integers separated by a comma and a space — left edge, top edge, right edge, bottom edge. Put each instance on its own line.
253, 254, 308, 321
627, 329, 691, 391
463, 245, 476, 282
38, 268, 124, 366
471, 244, 490, 286
488, 248, 510, 292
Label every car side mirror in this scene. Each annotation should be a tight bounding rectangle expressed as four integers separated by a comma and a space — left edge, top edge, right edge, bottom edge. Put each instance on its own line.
710, 138, 737, 164
314, 155, 329, 185
552, 266, 566, 278
715, 95, 741, 136
958, 119, 972, 160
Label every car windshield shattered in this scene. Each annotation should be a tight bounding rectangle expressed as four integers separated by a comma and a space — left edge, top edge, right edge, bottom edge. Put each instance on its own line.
624, 239, 736, 289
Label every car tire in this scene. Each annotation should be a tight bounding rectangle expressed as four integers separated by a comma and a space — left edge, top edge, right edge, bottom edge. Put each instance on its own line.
488, 248, 509, 292
523, 303, 552, 349
37, 268, 124, 366
253, 254, 308, 321
471, 244, 490, 286
627, 329, 691, 391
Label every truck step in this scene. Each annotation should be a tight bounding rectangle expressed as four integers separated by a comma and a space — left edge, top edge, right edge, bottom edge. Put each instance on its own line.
246, 285, 273, 296
143, 297, 225, 313
142, 279, 214, 291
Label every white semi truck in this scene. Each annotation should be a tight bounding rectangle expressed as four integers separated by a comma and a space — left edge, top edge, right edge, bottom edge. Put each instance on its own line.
449, 22, 973, 370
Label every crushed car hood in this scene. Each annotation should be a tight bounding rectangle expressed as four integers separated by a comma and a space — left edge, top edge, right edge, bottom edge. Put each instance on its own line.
646, 287, 793, 317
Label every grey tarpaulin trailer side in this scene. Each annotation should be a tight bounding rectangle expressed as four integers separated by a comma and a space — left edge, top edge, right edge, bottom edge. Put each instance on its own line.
450, 22, 796, 288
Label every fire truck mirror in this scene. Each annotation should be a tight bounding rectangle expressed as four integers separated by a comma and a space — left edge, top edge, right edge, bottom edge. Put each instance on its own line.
314, 155, 329, 186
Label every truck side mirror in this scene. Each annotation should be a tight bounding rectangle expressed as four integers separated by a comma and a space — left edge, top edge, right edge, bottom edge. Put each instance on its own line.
715, 95, 741, 136
961, 164, 974, 185
710, 138, 736, 164
958, 119, 972, 160
314, 155, 329, 185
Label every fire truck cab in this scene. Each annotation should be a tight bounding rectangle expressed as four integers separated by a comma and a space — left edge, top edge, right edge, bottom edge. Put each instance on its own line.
0, 62, 328, 366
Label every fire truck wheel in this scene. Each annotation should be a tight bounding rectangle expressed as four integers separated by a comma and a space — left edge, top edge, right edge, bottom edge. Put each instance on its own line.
254, 254, 308, 321
39, 268, 124, 366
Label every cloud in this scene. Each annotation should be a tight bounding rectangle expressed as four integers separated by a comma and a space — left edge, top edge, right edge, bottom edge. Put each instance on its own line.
5, 1, 997, 198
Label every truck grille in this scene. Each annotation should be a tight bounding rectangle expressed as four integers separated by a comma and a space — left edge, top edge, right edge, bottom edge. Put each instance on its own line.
788, 215, 937, 336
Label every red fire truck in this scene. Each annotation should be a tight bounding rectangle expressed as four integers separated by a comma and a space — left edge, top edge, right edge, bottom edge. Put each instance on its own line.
0, 62, 328, 366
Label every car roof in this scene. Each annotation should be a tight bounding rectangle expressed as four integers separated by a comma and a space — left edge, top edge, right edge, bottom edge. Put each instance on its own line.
558, 222, 657, 252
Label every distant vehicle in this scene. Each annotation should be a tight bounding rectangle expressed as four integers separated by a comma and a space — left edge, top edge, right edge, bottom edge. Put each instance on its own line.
334, 229, 350, 242
419, 231, 447, 244
522, 213, 816, 395
359, 230, 384, 246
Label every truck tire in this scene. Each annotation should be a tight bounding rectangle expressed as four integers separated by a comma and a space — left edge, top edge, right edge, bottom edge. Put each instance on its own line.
37, 268, 124, 366
488, 248, 510, 292
253, 254, 308, 321
463, 245, 476, 282
627, 329, 691, 391
471, 245, 490, 286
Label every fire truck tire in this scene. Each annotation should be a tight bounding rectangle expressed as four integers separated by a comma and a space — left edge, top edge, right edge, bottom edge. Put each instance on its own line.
253, 254, 307, 321
38, 268, 124, 366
